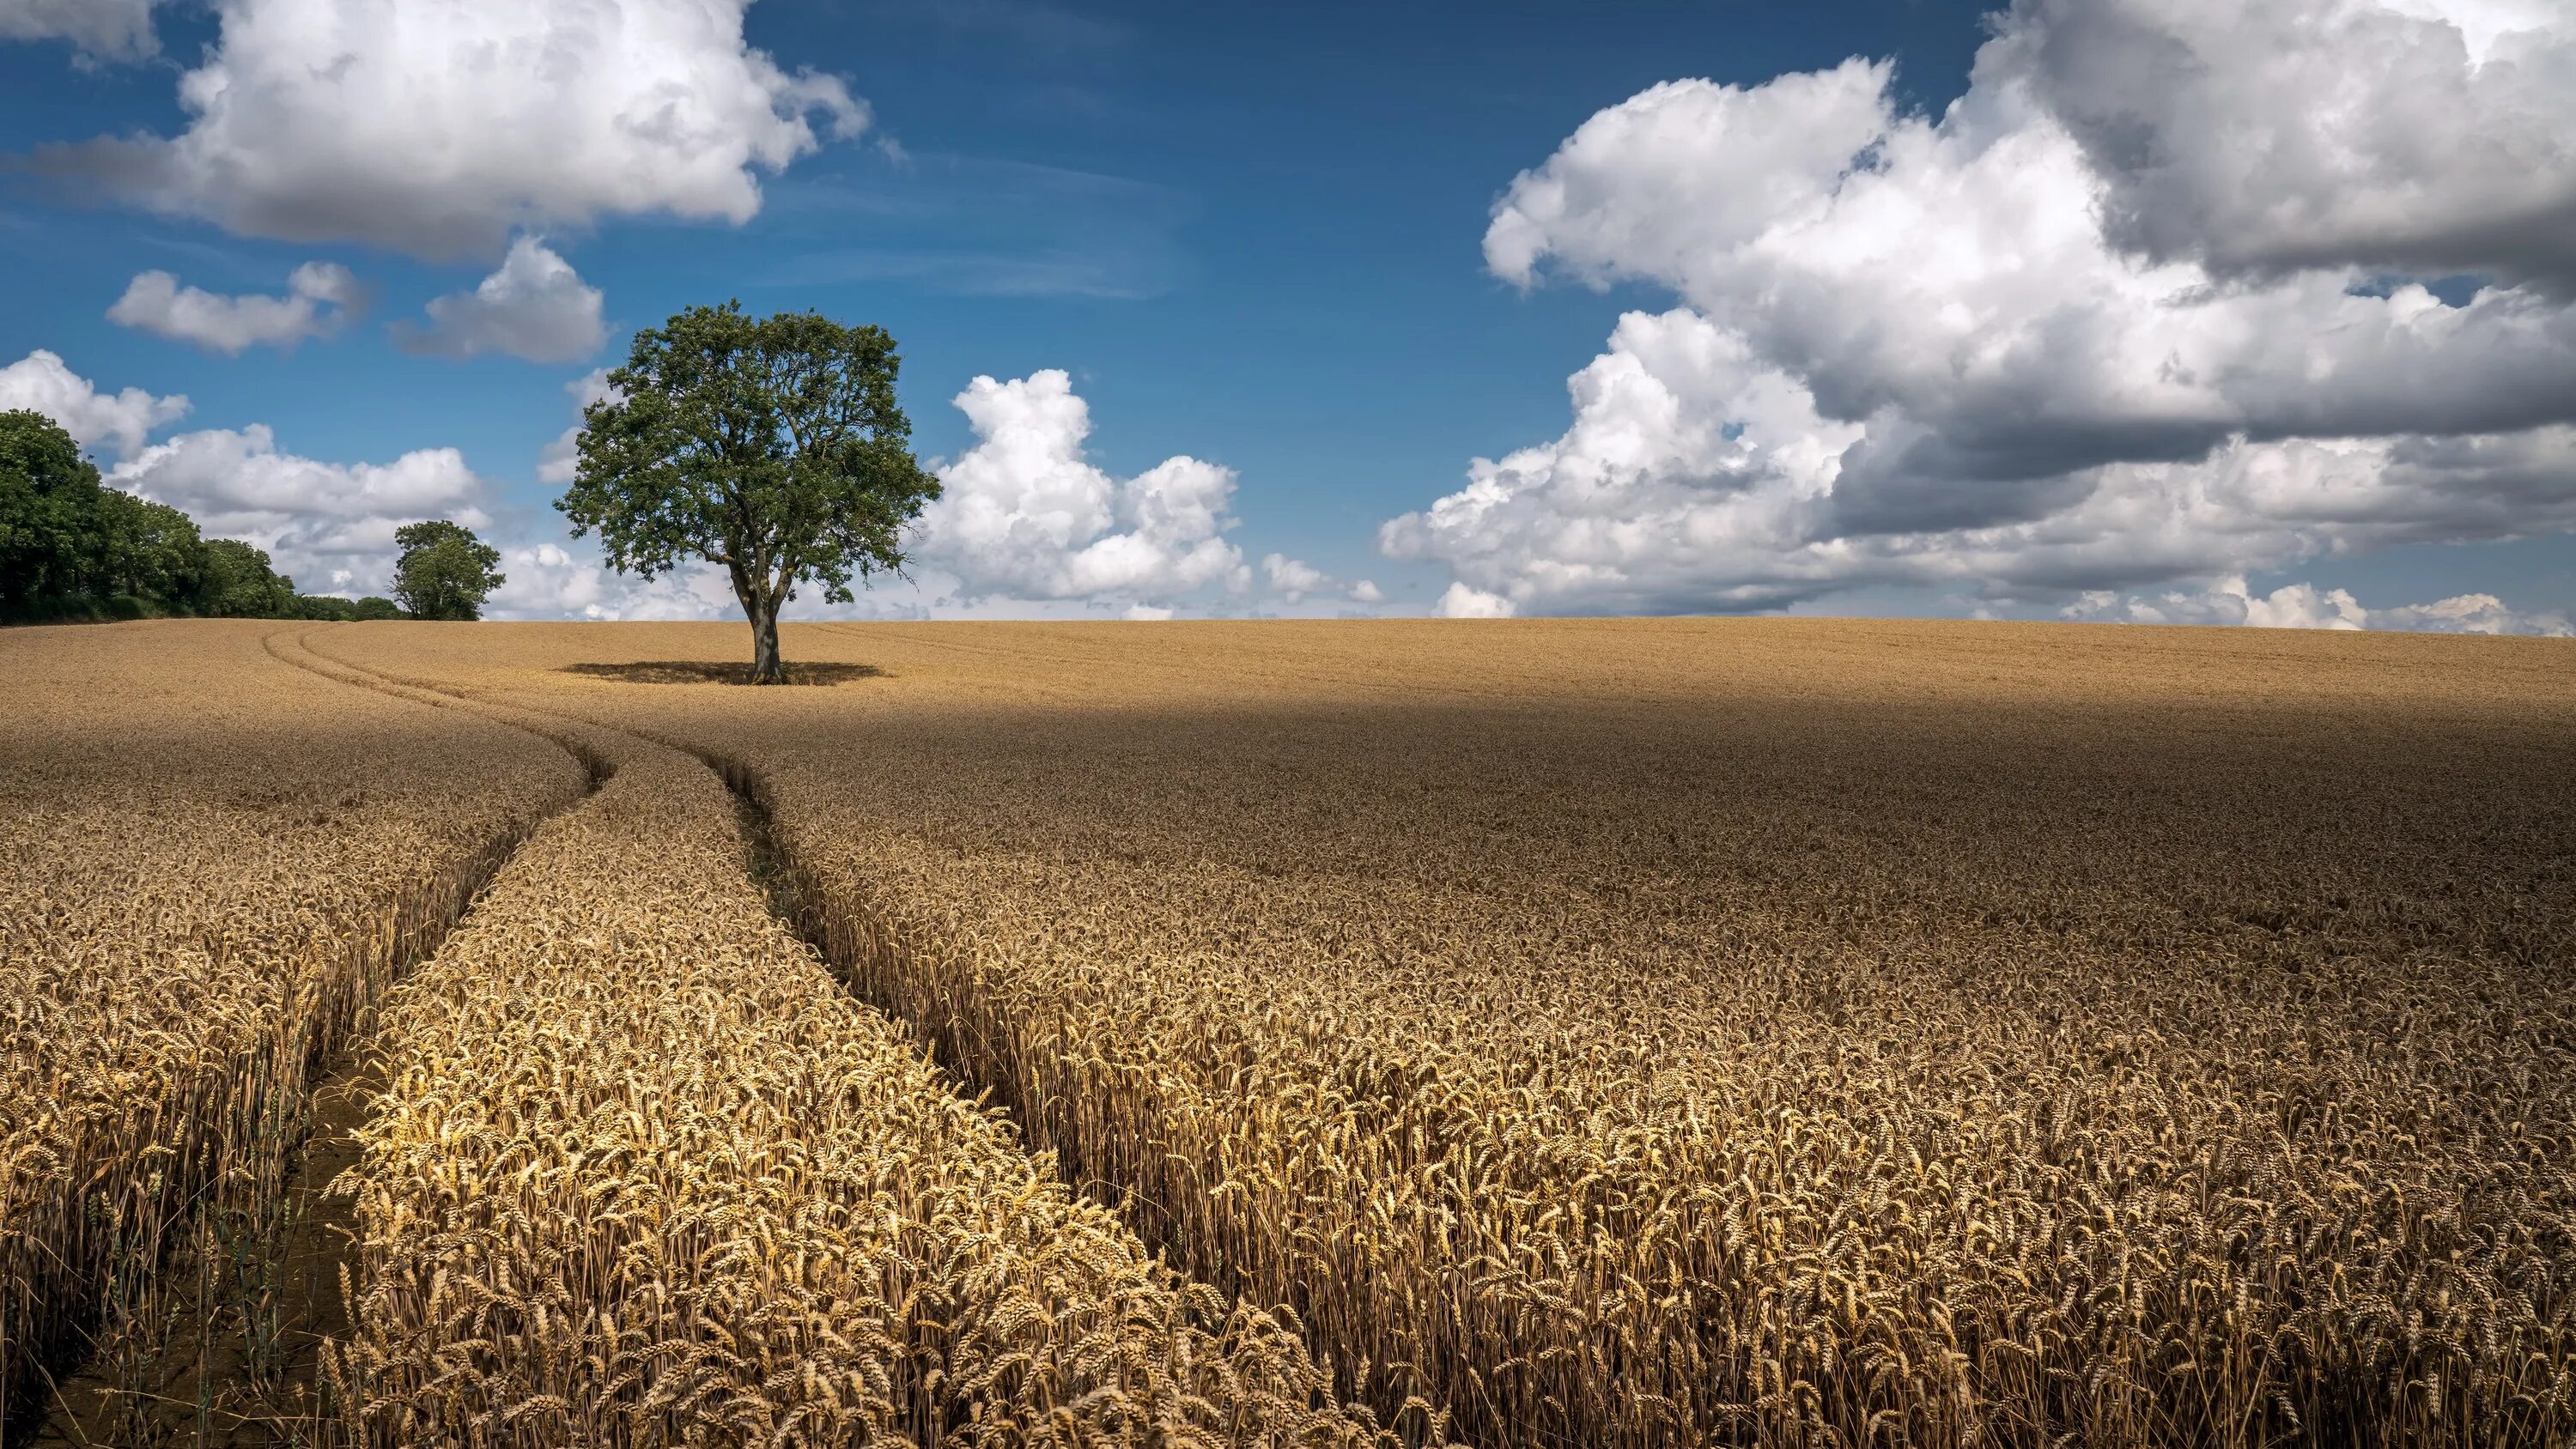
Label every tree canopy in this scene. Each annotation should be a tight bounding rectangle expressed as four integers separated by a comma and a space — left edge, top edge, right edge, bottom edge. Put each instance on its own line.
198, 537, 295, 618
560, 302, 939, 682
392, 519, 505, 621
1, 409, 401, 624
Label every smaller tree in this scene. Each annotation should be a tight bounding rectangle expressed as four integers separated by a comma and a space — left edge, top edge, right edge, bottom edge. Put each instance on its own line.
561, 302, 939, 683
393, 520, 504, 621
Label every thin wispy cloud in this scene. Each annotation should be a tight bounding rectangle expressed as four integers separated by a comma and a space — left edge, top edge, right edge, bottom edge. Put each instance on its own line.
763, 155, 1191, 300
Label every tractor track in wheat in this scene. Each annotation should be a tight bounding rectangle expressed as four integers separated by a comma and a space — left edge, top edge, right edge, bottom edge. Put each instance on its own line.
2, 626, 598, 1449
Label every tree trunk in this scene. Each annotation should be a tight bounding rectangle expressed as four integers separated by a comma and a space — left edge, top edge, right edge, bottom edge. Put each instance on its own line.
748, 593, 785, 684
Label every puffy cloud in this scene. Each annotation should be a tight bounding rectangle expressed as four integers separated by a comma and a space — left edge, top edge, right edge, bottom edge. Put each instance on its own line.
1260, 552, 1329, 602
484, 539, 736, 621
915, 369, 1249, 611
1348, 579, 1385, 604
34, 0, 867, 259
1483, 60, 1897, 294
1438, 583, 1516, 619
1383, 309, 2576, 615
0, 0, 160, 61
1392, 0, 2576, 617
1993, 0, 2576, 288
2068, 577, 2573, 635
2068, 579, 2368, 630
0, 349, 189, 459
107, 261, 364, 355
110, 423, 489, 592
538, 367, 620, 484
398, 238, 606, 363
2240, 583, 2370, 632
2376, 593, 2574, 635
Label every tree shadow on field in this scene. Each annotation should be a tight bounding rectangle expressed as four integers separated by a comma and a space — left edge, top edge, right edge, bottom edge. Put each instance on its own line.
559, 661, 885, 687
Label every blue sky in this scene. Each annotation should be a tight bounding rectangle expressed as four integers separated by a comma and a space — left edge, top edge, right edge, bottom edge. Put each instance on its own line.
3, 0, 2573, 631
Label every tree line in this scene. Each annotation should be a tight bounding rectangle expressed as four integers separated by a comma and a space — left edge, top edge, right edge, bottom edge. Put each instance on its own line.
13, 300, 938, 663
2, 409, 503, 625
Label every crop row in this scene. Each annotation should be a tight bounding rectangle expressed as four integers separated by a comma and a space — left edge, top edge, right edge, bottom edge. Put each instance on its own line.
292, 617, 2576, 1446
307, 664, 1419, 1446
653, 620, 2576, 1449
0, 622, 580, 1433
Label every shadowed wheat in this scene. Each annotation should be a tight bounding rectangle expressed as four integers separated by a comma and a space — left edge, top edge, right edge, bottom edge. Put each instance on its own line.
302, 647, 1422, 1447
325, 615, 2576, 1449
0, 621, 580, 1436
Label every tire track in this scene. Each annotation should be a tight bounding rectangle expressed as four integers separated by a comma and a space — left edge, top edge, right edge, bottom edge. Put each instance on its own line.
287, 630, 1432, 1441
8, 633, 605, 1449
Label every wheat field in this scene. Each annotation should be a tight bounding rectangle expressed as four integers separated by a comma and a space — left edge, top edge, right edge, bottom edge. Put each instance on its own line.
5, 616, 2572, 1446
0, 622, 580, 1440
277, 634, 1402, 1447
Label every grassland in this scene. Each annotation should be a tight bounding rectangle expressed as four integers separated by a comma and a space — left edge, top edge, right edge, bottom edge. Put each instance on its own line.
5, 616, 2570, 1447
327, 617, 2576, 1447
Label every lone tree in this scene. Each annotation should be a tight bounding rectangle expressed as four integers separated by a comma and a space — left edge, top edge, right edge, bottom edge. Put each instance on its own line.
559, 302, 939, 684
393, 519, 504, 621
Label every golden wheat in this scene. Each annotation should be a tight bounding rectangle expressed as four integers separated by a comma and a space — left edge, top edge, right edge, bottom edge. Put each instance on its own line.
0, 621, 580, 1436
295, 636, 1413, 1448
322, 615, 2576, 1448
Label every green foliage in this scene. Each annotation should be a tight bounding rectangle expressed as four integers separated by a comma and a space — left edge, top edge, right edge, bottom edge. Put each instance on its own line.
197, 538, 298, 618
392, 519, 504, 621
103, 494, 211, 608
295, 594, 404, 622
3, 409, 130, 617
2, 410, 225, 621
1, 408, 402, 625
559, 301, 939, 682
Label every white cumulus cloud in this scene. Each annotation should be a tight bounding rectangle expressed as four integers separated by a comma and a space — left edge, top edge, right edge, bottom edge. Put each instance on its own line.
2068, 577, 2573, 635
0, 349, 189, 459
1261, 552, 1329, 602
399, 237, 606, 363
538, 367, 621, 484
2375, 593, 2573, 636
1390, 0, 2576, 617
915, 369, 1249, 612
1998, 0, 2576, 288
485, 539, 736, 621
112, 424, 489, 593
1438, 582, 1516, 619
0, 0, 160, 61
107, 261, 364, 354
33, 0, 868, 259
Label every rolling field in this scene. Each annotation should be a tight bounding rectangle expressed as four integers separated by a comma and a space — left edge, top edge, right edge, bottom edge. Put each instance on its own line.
0, 623, 580, 1440
5, 615, 2573, 1446
277, 637, 1393, 1446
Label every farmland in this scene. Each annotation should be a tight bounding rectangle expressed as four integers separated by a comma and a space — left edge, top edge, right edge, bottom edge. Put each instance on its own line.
0, 622, 580, 1440
289, 638, 1394, 1446
5, 615, 2573, 1446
